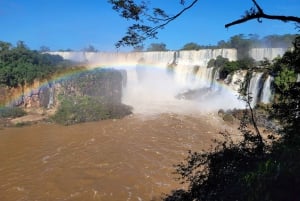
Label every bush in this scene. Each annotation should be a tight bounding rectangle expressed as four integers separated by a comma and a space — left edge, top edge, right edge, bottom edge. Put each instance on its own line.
52, 96, 132, 125
222, 113, 234, 123
0, 107, 27, 118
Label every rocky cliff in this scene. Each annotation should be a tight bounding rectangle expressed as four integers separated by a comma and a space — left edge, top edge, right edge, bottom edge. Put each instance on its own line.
1, 68, 124, 108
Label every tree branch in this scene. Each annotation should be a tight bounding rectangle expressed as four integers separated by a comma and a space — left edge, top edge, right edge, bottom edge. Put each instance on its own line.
225, 13, 300, 28
225, 0, 300, 28
113, 0, 199, 47
140, 0, 200, 42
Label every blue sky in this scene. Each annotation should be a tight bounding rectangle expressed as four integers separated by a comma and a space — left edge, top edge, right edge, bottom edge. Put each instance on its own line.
0, 0, 299, 51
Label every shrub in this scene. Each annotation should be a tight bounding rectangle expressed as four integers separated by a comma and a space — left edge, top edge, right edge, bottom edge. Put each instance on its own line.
0, 107, 27, 118
52, 96, 131, 125
222, 113, 234, 123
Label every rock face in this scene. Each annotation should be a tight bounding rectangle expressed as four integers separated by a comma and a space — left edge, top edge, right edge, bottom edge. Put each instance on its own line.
3, 68, 127, 112
56, 68, 124, 105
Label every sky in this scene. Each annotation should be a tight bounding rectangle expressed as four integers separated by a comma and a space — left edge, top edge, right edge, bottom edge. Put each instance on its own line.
0, 0, 299, 52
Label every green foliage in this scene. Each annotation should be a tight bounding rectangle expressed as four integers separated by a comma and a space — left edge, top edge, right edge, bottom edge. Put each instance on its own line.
274, 67, 296, 92
0, 40, 67, 88
52, 96, 132, 125
0, 107, 26, 118
219, 61, 239, 79
222, 113, 234, 123
208, 56, 255, 79
181, 42, 201, 50
146, 43, 168, 51
52, 96, 107, 125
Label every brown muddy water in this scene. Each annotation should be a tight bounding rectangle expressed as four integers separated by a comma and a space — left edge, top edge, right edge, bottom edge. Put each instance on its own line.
0, 113, 231, 201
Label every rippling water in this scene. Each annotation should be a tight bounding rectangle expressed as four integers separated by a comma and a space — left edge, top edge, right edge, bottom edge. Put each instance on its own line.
0, 113, 225, 201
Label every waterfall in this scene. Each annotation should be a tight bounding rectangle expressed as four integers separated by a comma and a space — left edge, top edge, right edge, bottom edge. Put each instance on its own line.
49, 48, 288, 66
47, 83, 54, 109
260, 75, 274, 104
49, 49, 237, 67
211, 68, 220, 91
247, 72, 264, 107
47, 48, 289, 111
297, 74, 300, 82
249, 48, 287, 61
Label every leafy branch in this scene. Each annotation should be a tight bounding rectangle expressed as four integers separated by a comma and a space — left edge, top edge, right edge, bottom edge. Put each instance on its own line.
109, 0, 199, 47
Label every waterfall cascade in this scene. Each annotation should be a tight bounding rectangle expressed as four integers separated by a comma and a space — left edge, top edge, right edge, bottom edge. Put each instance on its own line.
249, 48, 288, 61
50, 47, 285, 66
49, 48, 287, 110
247, 72, 264, 107
260, 76, 274, 104
47, 83, 54, 109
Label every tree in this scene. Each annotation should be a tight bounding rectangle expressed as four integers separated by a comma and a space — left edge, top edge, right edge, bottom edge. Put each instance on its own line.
146, 43, 168, 51
132, 45, 144, 52
0, 41, 12, 52
82, 45, 98, 52
0, 40, 66, 88
108, 0, 300, 47
39, 46, 50, 52
181, 42, 201, 50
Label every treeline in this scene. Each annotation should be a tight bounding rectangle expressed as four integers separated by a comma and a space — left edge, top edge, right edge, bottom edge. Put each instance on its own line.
0, 41, 71, 88
182, 34, 297, 59
138, 34, 297, 58
182, 34, 297, 50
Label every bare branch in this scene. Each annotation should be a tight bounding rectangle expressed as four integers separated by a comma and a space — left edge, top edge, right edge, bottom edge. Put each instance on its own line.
226, 13, 300, 28
225, 0, 300, 28
252, 0, 263, 13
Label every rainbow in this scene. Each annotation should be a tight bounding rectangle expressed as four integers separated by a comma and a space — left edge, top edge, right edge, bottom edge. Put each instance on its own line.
0, 62, 243, 109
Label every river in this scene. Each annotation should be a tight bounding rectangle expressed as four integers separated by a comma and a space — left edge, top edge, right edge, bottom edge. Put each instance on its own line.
0, 113, 228, 201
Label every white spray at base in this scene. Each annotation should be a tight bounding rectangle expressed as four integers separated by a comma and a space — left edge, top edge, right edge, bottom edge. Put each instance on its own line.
120, 65, 245, 115
49, 48, 285, 115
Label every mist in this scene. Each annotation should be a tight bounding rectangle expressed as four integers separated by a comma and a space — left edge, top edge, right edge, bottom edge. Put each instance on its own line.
118, 65, 245, 115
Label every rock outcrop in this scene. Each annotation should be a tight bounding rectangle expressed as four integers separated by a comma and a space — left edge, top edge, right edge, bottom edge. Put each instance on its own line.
1, 68, 130, 118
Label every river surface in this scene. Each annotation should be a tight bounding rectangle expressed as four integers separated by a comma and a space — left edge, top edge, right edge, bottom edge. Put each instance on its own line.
0, 113, 228, 201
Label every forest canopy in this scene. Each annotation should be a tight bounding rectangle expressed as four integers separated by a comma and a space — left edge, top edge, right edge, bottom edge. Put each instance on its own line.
0, 41, 71, 88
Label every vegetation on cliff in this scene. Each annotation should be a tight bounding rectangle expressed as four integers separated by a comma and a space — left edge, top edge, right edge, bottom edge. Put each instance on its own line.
52, 95, 132, 125
0, 40, 70, 88
207, 55, 256, 79
51, 68, 132, 125
0, 107, 26, 118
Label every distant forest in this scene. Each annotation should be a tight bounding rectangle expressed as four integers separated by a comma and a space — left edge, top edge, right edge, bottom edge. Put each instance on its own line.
0, 41, 73, 88
141, 34, 298, 52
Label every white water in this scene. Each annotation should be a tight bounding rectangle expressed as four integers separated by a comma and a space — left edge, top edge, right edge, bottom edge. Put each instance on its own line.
47, 84, 54, 109
49, 48, 287, 112
260, 75, 274, 104
248, 72, 264, 107
249, 48, 288, 61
